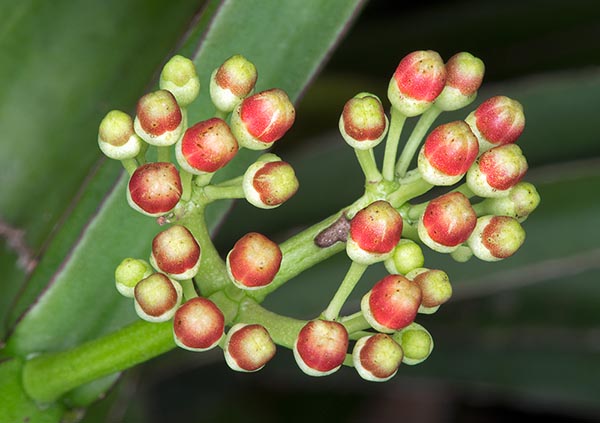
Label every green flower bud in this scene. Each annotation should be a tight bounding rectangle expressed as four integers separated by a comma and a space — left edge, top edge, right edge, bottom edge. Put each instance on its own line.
115, 258, 153, 297
393, 322, 434, 365
159, 55, 200, 107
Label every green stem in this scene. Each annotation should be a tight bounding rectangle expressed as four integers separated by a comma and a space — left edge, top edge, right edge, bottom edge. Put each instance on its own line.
395, 106, 442, 177
382, 106, 407, 181
157, 146, 171, 163
451, 183, 476, 198
355, 148, 382, 183
180, 169, 194, 202
180, 279, 198, 300
136, 142, 148, 165
120, 158, 138, 176
348, 330, 373, 341
387, 178, 433, 209
341, 312, 370, 333
210, 175, 243, 187
194, 173, 214, 187
321, 261, 367, 320
22, 321, 175, 403
202, 184, 245, 202
401, 222, 419, 241
214, 109, 228, 120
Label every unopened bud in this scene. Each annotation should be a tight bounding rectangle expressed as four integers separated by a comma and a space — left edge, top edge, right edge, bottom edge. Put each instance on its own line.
176, 118, 238, 175
387, 50, 446, 116
243, 155, 299, 209
127, 162, 182, 217
480, 181, 540, 221
293, 320, 348, 377
339, 93, 389, 150
173, 297, 225, 352
224, 324, 276, 372
417, 121, 479, 186
230, 88, 295, 150
98, 110, 142, 160
134, 90, 183, 146
150, 225, 201, 280
392, 322, 434, 365
159, 55, 200, 107
435, 52, 485, 111
134, 273, 182, 323
226, 232, 282, 289
384, 239, 425, 275
352, 334, 403, 382
467, 144, 528, 198
468, 215, 525, 261
406, 268, 452, 314
115, 258, 153, 298
210, 54, 258, 112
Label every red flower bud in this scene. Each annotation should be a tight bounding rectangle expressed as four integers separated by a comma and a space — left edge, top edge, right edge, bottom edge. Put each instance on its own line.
134, 90, 183, 146
176, 118, 238, 175
231, 88, 295, 150
243, 156, 299, 209
417, 192, 477, 253
98, 110, 142, 160
465, 96, 525, 152
435, 52, 485, 111
361, 275, 422, 332
226, 232, 282, 289
468, 215, 526, 261
347, 200, 403, 265
134, 273, 182, 322
392, 322, 434, 365
387, 50, 446, 116
406, 268, 452, 314
293, 320, 348, 377
210, 54, 258, 112
150, 225, 201, 280
467, 144, 528, 198
417, 121, 479, 185
127, 162, 182, 217
224, 323, 276, 372
173, 297, 225, 352
339, 93, 389, 150
352, 333, 403, 382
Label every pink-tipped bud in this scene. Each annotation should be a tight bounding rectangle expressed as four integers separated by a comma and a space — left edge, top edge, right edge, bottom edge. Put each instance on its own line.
435, 52, 485, 111
127, 162, 182, 217
361, 275, 422, 333
406, 268, 452, 314
339, 93, 389, 150
352, 333, 403, 382
465, 96, 525, 152
293, 320, 348, 377
467, 215, 525, 261
467, 144, 528, 198
417, 192, 477, 253
173, 297, 225, 352
387, 50, 446, 116
417, 121, 479, 185
226, 232, 282, 290
98, 110, 143, 160
392, 322, 434, 365
482, 181, 540, 222
115, 258, 153, 298
134, 90, 183, 146
150, 225, 201, 280
210, 54, 258, 112
175, 118, 238, 175
230, 88, 295, 150
384, 239, 425, 275
346, 200, 403, 265
224, 324, 276, 372
159, 55, 200, 107
134, 273, 182, 322
243, 155, 299, 209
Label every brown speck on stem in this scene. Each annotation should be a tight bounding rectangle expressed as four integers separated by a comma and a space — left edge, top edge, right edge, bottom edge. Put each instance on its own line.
314, 214, 350, 248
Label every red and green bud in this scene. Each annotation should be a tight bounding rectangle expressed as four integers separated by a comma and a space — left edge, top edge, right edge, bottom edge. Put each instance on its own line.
347, 200, 403, 265
417, 192, 477, 253
479, 181, 540, 221
406, 268, 452, 314
98, 110, 143, 160
134, 89, 183, 146
361, 274, 422, 333
465, 96, 525, 152
175, 118, 238, 175
384, 239, 425, 275
159, 55, 200, 107
150, 225, 201, 280
230, 88, 295, 150
134, 273, 182, 323
352, 333, 403, 382
224, 323, 276, 372
127, 162, 182, 217
435, 52, 485, 111
226, 232, 282, 290
293, 320, 348, 377
392, 322, 434, 365
417, 120, 479, 185
115, 258, 153, 298
467, 144, 528, 198
173, 297, 225, 352
468, 215, 526, 261
243, 155, 299, 209
210, 54, 258, 113
339, 92, 389, 150
387, 50, 446, 116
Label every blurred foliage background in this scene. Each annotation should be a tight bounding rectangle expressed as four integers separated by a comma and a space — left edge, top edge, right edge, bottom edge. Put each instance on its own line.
2, 0, 600, 422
